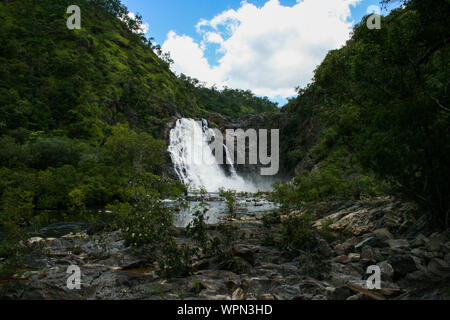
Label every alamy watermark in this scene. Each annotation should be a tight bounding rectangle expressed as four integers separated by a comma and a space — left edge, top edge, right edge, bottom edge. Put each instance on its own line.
66, 265, 81, 290
367, 5, 381, 30
66, 5, 81, 30
184, 121, 280, 176
366, 265, 381, 289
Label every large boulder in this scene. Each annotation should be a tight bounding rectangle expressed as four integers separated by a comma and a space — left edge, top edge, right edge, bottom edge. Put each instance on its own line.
328, 208, 380, 236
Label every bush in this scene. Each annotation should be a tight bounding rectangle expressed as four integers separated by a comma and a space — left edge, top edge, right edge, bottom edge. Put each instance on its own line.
272, 161, 383, 210
278, 213, 318, 254
120, 189, 173, 248
219, 188, 238, 217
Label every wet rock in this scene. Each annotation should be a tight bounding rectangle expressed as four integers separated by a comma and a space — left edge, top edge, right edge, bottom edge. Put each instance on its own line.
360, 246, 375, 265
298, 279, 330, 298
354, 237, 381, 250
232, 244, 258, 266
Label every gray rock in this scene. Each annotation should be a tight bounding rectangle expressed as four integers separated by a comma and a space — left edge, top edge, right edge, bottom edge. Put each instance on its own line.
427, 258, 450, 277
317, 239, 334, 258
385, 239, 410, 250
389, 254, 420, 280
377, 261, 395, 281
329, 286, 352, 300
372, 228, 394, 241
360, 246, 375, 264
425, 238, 441, 252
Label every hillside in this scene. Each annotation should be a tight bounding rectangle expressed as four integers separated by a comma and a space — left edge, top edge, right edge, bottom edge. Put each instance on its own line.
0, 0, 203, 140
0, 0, 279, 211
275, 0, 450, 228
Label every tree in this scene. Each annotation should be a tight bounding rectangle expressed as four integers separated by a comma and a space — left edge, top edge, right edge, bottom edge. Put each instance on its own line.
312, 0, 450, 226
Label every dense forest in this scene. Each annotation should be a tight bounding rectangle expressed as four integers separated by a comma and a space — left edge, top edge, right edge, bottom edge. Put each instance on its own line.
276, 0, 450, 228
0, 0, 278, 213
179, 74, 279, 117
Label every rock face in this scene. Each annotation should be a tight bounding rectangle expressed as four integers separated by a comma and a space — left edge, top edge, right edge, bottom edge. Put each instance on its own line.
2, 197, 449, 300
206, 112, 291, 181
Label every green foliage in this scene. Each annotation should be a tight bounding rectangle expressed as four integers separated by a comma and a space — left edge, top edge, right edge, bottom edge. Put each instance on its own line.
272, 157, 383, 210
0, 0, 200, 138
186, 201, 210, 250
25, 136, 83, 170
156, 241, 197, 279
308, 0, 450, 226
179, 74, 279, 117
103, 123, 165, 173
119, 181, 174, 248
219, 188, 238, 217
278, 213, 318, 254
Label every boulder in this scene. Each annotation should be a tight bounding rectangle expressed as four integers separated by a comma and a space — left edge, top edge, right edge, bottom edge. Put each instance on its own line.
360, 246, 375, 265
385, 239, 410, 250
372, 228, 394, 241
348, 253, 361, 263
354, 237, 382, 250
329, 286, 352, 300
425, 238, 441, 252
317, 239, 334, 258
328, 209, 378, 236
410, 234, 429, 248
377, 261, 395, 281
389, 254, 420, 280
334, 237, 359, 255
427, 258, 450, 278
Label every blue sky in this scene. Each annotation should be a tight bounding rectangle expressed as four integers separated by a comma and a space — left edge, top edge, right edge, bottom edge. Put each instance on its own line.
122, 0, 396, 106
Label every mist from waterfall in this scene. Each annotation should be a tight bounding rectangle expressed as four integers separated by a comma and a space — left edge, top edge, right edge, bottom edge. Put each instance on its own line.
168, 118, 260, 193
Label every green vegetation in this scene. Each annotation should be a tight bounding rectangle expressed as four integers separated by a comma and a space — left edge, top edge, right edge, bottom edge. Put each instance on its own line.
0, 0, 193, 215
277, 0, 450, 228
219, 188, 238, 218
179, 74, 279, 117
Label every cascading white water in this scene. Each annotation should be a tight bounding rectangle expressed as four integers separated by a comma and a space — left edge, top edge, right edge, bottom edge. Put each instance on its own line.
168, 118, 258, 193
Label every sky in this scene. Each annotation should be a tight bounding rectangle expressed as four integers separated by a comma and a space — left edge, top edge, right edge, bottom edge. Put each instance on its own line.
122, 0, 398, 106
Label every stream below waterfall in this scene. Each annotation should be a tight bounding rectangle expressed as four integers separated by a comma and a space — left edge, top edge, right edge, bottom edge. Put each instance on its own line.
0, 194, 279, 239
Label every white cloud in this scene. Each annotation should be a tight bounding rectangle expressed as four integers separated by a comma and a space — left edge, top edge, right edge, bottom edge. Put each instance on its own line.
162, 0, 360, 98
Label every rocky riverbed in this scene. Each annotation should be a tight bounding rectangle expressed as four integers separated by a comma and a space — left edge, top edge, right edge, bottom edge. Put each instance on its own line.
1, 197, 449, 300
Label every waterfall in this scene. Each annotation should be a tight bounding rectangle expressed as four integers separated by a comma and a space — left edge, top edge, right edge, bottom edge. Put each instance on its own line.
168, 118, 258, 193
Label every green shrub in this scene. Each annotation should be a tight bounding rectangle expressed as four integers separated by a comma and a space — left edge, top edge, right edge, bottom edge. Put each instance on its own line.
219, 188, 238, 217
278, 213, 318, 254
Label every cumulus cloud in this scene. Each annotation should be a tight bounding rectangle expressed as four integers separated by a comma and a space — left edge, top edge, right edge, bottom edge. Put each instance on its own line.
162, 0, 360, 98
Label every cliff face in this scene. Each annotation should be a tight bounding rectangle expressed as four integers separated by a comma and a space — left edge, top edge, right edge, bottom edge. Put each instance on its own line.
205, 108, 321, 182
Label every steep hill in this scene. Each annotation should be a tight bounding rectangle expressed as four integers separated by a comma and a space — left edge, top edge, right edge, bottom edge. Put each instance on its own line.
0, 0, 202, 140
